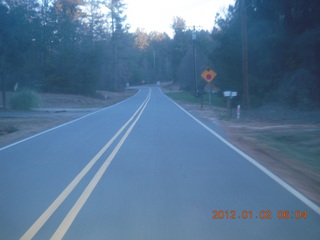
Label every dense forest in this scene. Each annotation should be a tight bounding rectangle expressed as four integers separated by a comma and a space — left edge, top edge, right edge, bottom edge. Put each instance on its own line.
0, 0, 319, 109
212, 0, 320, 109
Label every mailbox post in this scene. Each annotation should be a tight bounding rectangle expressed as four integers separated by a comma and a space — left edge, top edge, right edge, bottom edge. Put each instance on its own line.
223, 91, 237, 117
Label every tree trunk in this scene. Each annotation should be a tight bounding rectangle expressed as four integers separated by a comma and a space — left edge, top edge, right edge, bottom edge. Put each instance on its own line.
0, 55, 6, 109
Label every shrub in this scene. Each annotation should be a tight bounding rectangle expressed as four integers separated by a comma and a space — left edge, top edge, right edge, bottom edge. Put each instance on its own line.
10, 88, 40, 110
278, 69, 316, 109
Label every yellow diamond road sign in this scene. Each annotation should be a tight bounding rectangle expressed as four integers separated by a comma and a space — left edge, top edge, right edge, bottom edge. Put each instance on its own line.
201, 69, 217, 83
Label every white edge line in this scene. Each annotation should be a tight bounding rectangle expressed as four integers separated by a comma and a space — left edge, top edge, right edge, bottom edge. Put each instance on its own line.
160, 88, 320, 216
0, 89, 140, 152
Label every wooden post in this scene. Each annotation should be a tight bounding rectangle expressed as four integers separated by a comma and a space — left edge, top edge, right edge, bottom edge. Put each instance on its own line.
0, 55, 6, 109
241, 0, 249, 109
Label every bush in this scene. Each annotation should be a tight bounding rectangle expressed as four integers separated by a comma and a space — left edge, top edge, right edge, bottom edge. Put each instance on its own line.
10, 89, 40, 110
278, 69, 317, 109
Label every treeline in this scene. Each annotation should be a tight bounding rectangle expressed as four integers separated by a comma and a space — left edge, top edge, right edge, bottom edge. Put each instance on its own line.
211, 0, 320, 108
0, 0, 175, 99
1, 0, 319, 109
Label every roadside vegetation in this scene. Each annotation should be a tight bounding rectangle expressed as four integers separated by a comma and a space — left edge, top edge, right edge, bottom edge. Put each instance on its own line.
9, 88, 40, 110
166, 91, 225, 107
1, 0, 319, 111
244, 128, 320, 173
0, 124, 18, 136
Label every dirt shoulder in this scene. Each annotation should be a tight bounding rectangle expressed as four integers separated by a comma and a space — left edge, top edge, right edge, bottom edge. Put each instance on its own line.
223, 122, 320, 205
0, 89, 137, 148
169, 96, 320, 207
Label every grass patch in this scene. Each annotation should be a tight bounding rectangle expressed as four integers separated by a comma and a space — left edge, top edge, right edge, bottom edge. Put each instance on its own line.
253, 128, 320, 172
10, 88, 40, 110
166, 91, 225, 107
166, 91, 199, 103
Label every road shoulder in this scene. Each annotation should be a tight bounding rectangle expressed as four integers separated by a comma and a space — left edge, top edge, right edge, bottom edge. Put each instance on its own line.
164, 91, 320, 207
0, 90, 137, 149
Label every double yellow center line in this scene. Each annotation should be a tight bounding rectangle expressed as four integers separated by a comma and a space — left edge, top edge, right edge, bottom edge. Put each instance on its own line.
20, 89, 151, 240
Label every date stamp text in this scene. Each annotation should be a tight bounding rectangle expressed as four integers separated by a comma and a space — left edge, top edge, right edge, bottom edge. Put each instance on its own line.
212, 210, 307, 220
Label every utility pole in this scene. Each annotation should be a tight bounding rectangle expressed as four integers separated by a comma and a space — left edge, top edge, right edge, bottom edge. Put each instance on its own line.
241, 0, 249, 109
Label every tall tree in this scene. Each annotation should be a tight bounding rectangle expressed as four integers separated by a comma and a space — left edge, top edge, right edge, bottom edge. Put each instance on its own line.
134, 28, 149, 50
211, 0, 320, 108
149, 31, 172, 83
84, 0, 108, 42
171, 16, 188, 84
106, 0, 129, 91
0, 2, 9, 108
1, 0, 42, 107
47, 0, 86, 92
171, 16, 186, 34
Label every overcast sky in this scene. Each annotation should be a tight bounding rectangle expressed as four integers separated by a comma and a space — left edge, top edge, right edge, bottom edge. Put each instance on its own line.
126, 0, 235, 36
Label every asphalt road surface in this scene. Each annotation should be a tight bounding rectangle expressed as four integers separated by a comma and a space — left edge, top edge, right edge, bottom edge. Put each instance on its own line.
0, 87, 319, 240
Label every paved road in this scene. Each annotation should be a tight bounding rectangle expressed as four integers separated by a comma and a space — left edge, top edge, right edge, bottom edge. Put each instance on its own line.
0, 87, 319, 240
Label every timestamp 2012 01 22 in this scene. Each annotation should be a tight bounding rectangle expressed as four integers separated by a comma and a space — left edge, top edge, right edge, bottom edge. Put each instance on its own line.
212, 210, 307, 220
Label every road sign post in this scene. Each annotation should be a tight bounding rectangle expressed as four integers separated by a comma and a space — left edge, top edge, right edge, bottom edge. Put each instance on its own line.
208, 82, 212, 106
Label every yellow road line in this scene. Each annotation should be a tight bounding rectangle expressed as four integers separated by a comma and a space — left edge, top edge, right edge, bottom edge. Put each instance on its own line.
20, 89, 151, 240
50, 91, 150, 240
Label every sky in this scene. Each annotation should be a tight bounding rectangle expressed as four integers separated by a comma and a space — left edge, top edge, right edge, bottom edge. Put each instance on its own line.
126, 0, 235, 37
